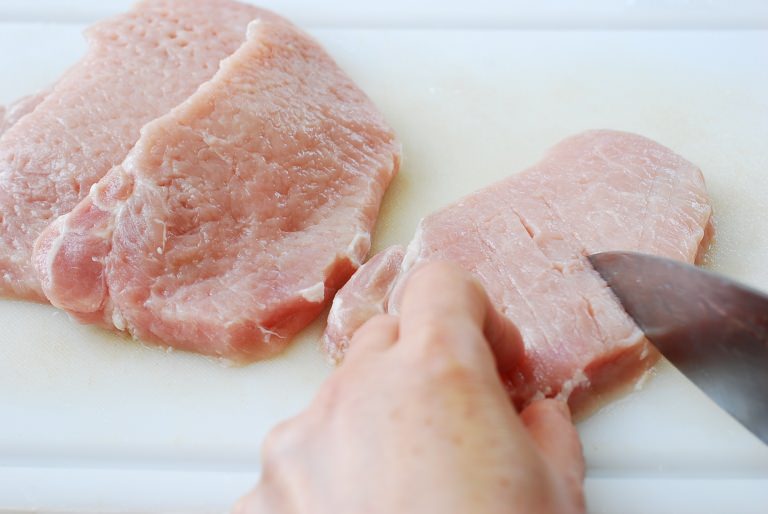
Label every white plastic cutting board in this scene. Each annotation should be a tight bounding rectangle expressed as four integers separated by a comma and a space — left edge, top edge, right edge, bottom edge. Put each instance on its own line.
1, 2, 768, 513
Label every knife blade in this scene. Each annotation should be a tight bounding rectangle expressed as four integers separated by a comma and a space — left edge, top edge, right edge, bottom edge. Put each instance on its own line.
588, 251, 768, 445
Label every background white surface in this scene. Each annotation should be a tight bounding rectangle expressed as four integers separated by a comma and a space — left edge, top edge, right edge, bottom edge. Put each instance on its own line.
1, 2, 767, 513
1, 0, 768, 28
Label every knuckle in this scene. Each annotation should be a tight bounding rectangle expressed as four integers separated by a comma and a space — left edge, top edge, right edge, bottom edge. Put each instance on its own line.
426, 354, 478, 385
411, 319, 455, 349
402, 323, 494, 389
413, 341, 479, 383
261, 418, 302, 464
312, 374, 343, 411
410, 321, 483, 360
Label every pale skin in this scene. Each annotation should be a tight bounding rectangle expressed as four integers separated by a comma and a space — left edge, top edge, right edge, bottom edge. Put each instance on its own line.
234, 262, 586, 514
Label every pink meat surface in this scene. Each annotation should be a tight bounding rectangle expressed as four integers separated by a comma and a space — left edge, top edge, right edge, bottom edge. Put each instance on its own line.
34, 17, 400, 360
323, 245, 405, 361
0, 90, 49, 136
323, 130, 711, 412
0, 0, 267, 300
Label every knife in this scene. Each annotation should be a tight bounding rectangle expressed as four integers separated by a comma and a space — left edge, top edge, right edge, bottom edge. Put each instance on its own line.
588, 251, 768, 445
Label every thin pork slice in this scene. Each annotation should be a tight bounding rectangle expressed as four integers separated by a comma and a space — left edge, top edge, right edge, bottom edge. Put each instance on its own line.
323, 130, 711, 412
0, 0, 267, 300
34, 18, 400, 360
323, 245, 405, 362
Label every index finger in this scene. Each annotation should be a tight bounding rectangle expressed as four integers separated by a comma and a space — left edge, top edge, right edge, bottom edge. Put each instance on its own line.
398, 261, 524, 374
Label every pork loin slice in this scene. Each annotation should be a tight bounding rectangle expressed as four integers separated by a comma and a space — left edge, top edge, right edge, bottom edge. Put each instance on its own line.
0, 0, 267, 300
34, 18, 400, 360
323, 130, 711, 412
323, 245, 405, 362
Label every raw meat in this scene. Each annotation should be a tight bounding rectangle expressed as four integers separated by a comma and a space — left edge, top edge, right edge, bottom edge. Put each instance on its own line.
322, 245, 405, 359
34, 17, 400, 360
0, 0, 267, 300
0, 90, 48, 136
323, 130, 711, 412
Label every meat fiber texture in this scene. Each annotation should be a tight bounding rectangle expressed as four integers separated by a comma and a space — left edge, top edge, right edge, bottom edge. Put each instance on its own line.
0, 90, 49, 136
34, 17, 400, 361
0, 0, 267, 300
323, 130, 712, 413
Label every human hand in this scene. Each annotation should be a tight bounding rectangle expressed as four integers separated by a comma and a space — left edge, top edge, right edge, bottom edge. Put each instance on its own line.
234, 262, 585, 514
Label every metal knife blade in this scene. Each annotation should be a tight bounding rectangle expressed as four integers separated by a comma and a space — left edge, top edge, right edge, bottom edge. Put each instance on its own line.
588, 251, 768, 445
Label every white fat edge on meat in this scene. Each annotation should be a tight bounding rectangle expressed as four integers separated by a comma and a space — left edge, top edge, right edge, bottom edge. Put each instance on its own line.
111, 301, 127, 332
98, 296, 128, 338
245, 17, 265, 40
323, 288, 354, 363
91, 164, 134, 332
555, 369, 590, 402
637, 333, 651, 359
316, 231, 376, 356
322, 230, 373, 327
216, 17, 268, 84
386, 220, 424, 316
88, 177, 126, 239
326, 289, 347, 322
102, 279, 127, 336
345, 231, 371, 268
633, 363, 656, 391
298, 282, 325, 303
622, 325, 648, 353
296, 227, 372, 306
374, 246, 407, 314
328, 228, 374, 312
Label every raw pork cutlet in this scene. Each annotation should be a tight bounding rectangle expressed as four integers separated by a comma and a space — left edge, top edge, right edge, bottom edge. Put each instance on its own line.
34, 18, 400, 360
323, 130, 711, 413
0, 0, 268, 300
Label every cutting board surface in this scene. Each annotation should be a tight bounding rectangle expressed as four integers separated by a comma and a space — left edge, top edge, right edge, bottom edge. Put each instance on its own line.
1, 7, 767, 514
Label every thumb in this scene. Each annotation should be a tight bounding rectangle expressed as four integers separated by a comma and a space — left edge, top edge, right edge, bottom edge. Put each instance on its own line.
480, 292, 524, 380
521, 399, 585, 509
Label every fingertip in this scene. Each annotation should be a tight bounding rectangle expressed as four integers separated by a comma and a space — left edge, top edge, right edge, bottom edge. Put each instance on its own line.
523, 398, 572, 422
520, 399, 575, 438
522, 399, 584, 483
403, 261, 471, 300
398, 261, 526, 382
345, 313, 399, 361
399, 261, 491, 339
398, 262, 499, 367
